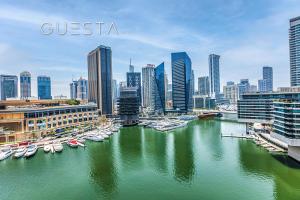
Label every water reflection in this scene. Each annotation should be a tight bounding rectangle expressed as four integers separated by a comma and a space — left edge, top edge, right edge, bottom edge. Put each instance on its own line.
238, 140, 300, 200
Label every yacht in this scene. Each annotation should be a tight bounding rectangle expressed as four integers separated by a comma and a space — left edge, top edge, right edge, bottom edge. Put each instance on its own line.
101, 133, 109, 139
53, 142, 63, 152
85, 134, 104, 142
13, 146, 27, 158
0, 147, 13, 161
43, 144, 51, 153
24, 144, 38, 158
67, 139, 79, 148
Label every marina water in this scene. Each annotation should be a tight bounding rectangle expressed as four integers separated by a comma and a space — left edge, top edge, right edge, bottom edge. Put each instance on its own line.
1, 119, 300, 200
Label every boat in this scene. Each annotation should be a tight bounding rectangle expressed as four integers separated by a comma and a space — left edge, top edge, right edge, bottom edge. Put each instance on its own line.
0, 147, 13, 161
101, 133, 109, 139
67, 139, 79, 148
13, 146, 27, 158
198, 112, 216, 119
24, 144, 38, 158
85, 134, 104, 142
43, 144, 51, 153
53, 142, 63, 152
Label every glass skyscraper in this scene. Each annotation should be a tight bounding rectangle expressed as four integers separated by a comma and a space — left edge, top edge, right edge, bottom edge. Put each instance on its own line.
0, 75, 18, 100
171, 52, 193, 112
208, 54, 220, 98
142, 64, 155, 109
37, 75, 52, 100
258, 66, 273, 92
70, 80, 78, 99
127, 71, 141, 107
87, 45, 112, 115
154, 62, 165, 113
290, 16, 300, 86
20, 71, 31, 99
198, 76, 209, 96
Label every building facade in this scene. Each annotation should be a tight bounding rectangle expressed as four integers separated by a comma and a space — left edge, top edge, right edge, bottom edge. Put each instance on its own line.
77, 77, 88, 100
87, 45, 113, 115
238, 79, 250, 99
127, 71, 141, 107
142, 64, 155, 109
20, 71, 31, 99
290, 16, 300, 86
223, 81, 238, 104
37, 76, 52, 100
193, 95, 216, 109
70, 80, 78, 99
0, 75, 18, 100
198, 76, 209, 96
154, 62, 165, 113
171, 52, 193, 113
208, 54, 220, 98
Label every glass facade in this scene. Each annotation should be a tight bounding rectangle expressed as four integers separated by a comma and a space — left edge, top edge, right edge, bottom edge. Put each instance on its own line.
171, 52, 193, 112
37, 76, 52, 100
0, 75, 18, 100
290, 16, 300, 86
198, 76, 209, 96
20, 71, 31, 99
208, 54, 220, 98
154, 62, 165, 113
127, 72, 141, 106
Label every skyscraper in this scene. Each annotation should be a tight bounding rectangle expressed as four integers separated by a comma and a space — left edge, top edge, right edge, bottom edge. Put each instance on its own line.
87, 45, 112, 115
37, 75, 52, 100
223, 81, 238, 104
198, 76, 209, 96
0, 75, 18, 100
142, 64, 155, 109
70, 80, 78, 99
171, 52, 193, 112
112, 79, 118, 104
191, 70, 195, 96
77, 77, 88, 100
290, 16, 300, 86
154, 62, 165, 113
127, 69, 141, 107
258, 66, 273, 92
208, 54, 220, 98
238, 79, 250, 99
20, 71, 31, 99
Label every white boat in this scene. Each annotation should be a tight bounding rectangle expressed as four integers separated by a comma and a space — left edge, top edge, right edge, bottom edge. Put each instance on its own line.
43, 144, 51, 153
24, 144, 38, 158
53, 142, 63, 152
13, 147, 27, 158
105, 131, 113, 135
101, 133, 109, 139
0, 147, 13, 161
85, 135, 104, 142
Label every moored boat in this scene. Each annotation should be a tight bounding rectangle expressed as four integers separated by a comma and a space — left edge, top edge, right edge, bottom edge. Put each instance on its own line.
13, 147, 27, 158
67, 139, 79, 148
24, 144, 38, 158
0, 147, 13, 161
53, 142, 63, 152
43, 144, 51, 153
85, 134, 104, 142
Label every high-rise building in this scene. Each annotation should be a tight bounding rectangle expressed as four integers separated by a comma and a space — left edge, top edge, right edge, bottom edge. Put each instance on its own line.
209, 54, 220, 98
112, 79, 118, 104
154, 62, 165, 113
238, 79, 250, 99
127, 70, 141, 107
37, 75, 52, 100
117, 86, 139, 126
250, 85, 258, 93
142, 64, 155, 109
258, 66, 273, 92
198, 76, 209, 96
171, 52, 193, 112
70, 80, 78, 99
0, 75, 18, 100
191, 70, 195, 96
87, 45, 112, 115
223, 81, 238, 104
290, 16, 300, 86
77, 77, 88, 100
20, 71, 31, 99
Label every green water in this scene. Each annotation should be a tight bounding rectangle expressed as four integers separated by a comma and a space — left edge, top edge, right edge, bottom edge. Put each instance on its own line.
1, 120, 300, 200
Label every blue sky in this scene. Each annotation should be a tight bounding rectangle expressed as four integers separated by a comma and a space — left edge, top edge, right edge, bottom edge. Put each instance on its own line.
0, 0, 299, 97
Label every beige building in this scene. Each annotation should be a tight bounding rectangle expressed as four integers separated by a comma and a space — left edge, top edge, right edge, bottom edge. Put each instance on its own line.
223, 82, 239, 104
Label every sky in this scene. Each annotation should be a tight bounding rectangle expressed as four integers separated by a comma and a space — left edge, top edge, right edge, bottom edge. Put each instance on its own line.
0, 0, 299, 97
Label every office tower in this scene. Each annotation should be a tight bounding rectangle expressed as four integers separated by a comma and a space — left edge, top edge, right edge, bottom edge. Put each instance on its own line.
166, 83, 172, 103
112, 79, 118, 104
238, 79, 250, 99
171, 52, 193, 112
154, 62, 165, 113
208, 54, 220, 98
70, 80, 78, 99
37, 75, 52, 100
142, 64, 155, 108
77, 77, 88, 100
198, 76, 209, 96
117, 86, 139, 126
290, 16, 300, 86
127, 68, 141, 107
191, 70, 195, 96
87, 45, 112, 115
0, 75, 18, 100
258, 66, 273, 92
20, 71, 31, 99
223, 81, 238, 104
